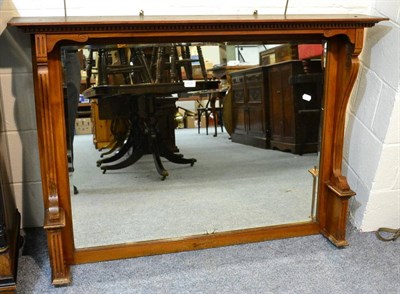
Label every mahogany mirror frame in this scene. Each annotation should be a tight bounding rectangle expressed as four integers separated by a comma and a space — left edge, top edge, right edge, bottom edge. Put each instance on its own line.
8, 14, 387, 285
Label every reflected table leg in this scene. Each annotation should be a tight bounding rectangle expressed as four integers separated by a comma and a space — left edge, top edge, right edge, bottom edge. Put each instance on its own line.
99, 95, 196, 179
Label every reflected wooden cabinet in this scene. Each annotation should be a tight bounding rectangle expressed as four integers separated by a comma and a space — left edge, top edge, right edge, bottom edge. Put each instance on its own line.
91, 100, 113, 149
230, 66, 270, 148
230, 60, 323, 154
268, 60, 323, 154
259, 43, 299, 65
210, 65, 253, 136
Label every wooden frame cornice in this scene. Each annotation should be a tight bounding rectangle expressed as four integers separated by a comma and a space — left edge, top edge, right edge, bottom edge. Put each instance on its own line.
8, 14, 387, 286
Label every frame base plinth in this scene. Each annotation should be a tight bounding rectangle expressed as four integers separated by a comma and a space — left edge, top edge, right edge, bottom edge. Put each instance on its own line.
44, 209, 71, 286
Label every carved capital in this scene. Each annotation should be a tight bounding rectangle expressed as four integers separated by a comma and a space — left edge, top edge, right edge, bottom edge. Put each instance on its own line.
34, 34, 47, 63
331, 171, 351, 192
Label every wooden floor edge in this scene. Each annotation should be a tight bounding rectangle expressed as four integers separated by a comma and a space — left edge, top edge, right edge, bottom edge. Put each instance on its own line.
73, 222, 320, 264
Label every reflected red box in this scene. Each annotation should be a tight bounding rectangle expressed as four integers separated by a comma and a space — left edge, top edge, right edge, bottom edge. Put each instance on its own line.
298, 44, 323, 60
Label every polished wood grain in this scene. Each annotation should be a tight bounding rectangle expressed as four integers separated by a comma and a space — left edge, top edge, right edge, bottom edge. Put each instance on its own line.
8, 14, 387, 286
318, 36, 360, 246
0, 207, 20, 292
74, 222, 320, 264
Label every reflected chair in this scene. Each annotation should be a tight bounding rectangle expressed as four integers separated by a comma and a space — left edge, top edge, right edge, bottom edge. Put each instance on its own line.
197, 87, 229, 137
155, 44, 208, 83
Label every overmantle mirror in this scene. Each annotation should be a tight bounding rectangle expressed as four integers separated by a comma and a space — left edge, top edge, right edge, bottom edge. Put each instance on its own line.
8, 14, 386, 285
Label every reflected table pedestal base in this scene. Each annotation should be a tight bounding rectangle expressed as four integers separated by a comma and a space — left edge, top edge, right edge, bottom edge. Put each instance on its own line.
99, 94, 196, 180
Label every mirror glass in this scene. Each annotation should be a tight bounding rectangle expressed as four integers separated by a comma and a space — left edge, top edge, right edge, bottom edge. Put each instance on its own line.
61, 42, 325, 249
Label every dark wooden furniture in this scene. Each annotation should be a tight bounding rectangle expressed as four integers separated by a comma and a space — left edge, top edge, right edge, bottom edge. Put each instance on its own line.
84, 81, 219, 179
230, 66, 270, 148
92, 95, 180, 174
268, 60, 323, 154
0, 170, 21, 293
84, 44, 216, 177
8, 14, 387, 286
211, 65, 254, 136
76, 102, 91, 118
230, 60, 323, 154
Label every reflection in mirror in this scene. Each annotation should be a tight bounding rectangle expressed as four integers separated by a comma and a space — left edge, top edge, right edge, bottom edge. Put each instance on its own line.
61, 42, 324, 249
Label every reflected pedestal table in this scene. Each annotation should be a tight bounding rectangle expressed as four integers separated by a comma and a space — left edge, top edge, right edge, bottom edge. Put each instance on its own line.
83, 81, 220, 179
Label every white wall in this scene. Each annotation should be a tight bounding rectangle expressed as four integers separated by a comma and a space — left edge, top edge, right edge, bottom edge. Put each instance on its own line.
344, 0, 400, 231
0, 0, 398, 231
